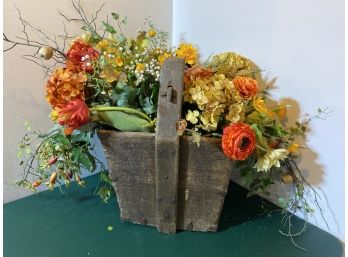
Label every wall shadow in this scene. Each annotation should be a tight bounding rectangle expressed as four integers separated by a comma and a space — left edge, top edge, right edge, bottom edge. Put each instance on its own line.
219, 181, 278, 231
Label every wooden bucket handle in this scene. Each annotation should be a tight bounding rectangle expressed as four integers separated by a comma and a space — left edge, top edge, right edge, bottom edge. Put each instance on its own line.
155, 58, 185, 233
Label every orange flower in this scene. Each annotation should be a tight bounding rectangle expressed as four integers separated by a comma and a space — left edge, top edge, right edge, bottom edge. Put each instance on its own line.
66, 38, 99, 72
184, 66, 213, 85
233, 76, 258, 99
55, 99, 90, 135
288, 143, 299, 154
277, 104, 287, 119
222, 123, 256, 160
46, 68, 87, 108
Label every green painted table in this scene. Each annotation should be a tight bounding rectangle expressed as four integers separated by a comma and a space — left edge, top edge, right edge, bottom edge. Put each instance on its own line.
4, 174, 343, 257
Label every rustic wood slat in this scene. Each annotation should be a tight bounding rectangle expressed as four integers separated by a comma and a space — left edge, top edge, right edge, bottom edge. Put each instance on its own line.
177, 136, 232, 231
155, 58, 185, 233
99, 131, 156, 226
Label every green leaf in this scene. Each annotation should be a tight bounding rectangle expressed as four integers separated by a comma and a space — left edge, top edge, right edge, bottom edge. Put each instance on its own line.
52, 133, 70, 146
107, 225, 113, 231
116, 34, 126, 43
246, 190, 256, 198
71, 131, 91, 143
250, 124, 262, 140
116, 86, 138, 107
121, 16, 127, 25
102, 21, 116, 34
97, 186, 112, 203
86, 151, 97, 172
96, 110, 152, 132
265, 125, 289, 137
111, 13, 119, 20
116, 81, 127, 89
140, 97, 156, 115
100, 172, 111, 184
240, 168, 254, 186
245, 111, 262, 124
72, 148, 93, 171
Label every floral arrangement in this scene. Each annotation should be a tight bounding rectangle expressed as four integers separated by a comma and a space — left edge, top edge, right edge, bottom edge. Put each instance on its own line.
4, 1, 328, 247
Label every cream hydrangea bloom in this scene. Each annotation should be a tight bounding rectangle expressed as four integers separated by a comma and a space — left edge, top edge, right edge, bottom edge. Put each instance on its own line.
226, 103, 244, 123
186, 110, 200, 124
254, 149, 289, 172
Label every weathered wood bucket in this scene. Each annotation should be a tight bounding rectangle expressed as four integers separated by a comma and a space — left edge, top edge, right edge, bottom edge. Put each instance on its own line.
99, 58, 233, 233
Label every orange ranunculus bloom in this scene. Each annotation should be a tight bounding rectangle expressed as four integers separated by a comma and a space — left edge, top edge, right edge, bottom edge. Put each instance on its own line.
232, 76, 258, 99
55, 99, 90, 135
66, 38, 99, 73
222, 122, 256, 161
46, 68, 87, 108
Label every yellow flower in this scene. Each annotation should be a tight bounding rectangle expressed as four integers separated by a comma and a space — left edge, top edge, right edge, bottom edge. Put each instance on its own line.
147, 29, 157, 37
100, 65, 120, 83
97, 39, 109, 51
253, 96, 275, 118
115, 57, 124, 67
176, 43, 198, 65
158, 52, 172, 65
183, 73, 242, 131
50, 110, 59, 121
136, 63, 145, 71
186, 110, 200, 124
254, 149, 289, 172
288, 143, 299, 153
199, 109, 220, 131
206, 52, 252, 78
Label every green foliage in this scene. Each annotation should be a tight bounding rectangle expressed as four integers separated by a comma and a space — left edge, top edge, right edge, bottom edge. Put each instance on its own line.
102, 21, 117, 34
71, 147, 96, 172
111, 13, 119, 20
114, 84, 138, 107
97, 186, 112, 203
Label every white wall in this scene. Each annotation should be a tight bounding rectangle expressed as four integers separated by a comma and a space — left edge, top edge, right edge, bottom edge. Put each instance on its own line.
173, 0, 344, 240
3, 0, 173, 202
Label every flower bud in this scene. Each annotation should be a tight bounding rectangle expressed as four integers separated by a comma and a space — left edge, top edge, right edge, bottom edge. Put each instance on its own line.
49, 172, 58, 184
176, 119, 187, 136
39, 46, 54, 60
66, 171, 73, 180
147, 29, 157, 37
268, 139, 280, 149
48, 157, 58, 165
32, 180, 42, 187
282, 173, 294, 184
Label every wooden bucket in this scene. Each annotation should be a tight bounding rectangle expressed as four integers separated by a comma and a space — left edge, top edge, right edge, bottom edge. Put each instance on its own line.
99, 58, 232, 233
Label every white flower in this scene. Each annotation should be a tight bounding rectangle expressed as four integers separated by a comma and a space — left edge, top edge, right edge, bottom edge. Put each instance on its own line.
254, 149, 289, 172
